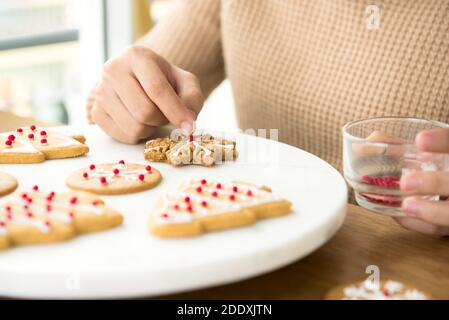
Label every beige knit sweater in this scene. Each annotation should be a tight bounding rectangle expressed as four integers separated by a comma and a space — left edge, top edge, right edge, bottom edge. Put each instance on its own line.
95, 0, 449, 171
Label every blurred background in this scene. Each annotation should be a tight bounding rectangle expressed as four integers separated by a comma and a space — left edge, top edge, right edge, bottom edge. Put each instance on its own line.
0, 0, 236, 130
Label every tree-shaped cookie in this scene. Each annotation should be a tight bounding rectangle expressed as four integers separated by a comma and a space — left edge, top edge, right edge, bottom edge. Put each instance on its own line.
0, 186, 123, 251
144, 133, 238, 167
0, 125, 89, 164
148, 179, 292, 237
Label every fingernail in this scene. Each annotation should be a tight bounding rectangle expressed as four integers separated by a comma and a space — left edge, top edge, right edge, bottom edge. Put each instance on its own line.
180, 121, 193, 134
402, 198, 419, 217
401, 174, 422, 191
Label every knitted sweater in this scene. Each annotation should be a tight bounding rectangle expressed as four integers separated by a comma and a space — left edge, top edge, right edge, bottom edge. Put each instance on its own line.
129, 0, 449, 170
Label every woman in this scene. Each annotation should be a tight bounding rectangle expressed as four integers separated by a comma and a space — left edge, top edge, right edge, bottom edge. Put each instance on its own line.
89, 0, 449, 235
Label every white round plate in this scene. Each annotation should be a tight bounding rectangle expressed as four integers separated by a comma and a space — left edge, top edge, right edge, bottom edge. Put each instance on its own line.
0, 125, 347, 298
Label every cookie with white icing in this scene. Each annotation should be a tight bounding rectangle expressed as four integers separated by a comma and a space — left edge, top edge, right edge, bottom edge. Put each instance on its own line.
144, 133, 238, 167
0, 172, 18, 197
325, 280, 431, 300
66, 160, 162, 195
0, 186, 123, 251
0, 125, 89, 164
149, 179, 292, 237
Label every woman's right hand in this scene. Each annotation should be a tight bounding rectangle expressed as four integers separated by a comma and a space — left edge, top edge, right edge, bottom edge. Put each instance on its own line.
92, 45, 203, 144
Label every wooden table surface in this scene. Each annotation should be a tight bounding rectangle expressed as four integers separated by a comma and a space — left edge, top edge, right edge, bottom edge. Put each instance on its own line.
161, 204, 449, 300
1, 113, 448, 300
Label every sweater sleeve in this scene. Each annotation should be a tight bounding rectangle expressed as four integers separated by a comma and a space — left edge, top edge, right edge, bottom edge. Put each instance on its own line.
139, 0, 225, 97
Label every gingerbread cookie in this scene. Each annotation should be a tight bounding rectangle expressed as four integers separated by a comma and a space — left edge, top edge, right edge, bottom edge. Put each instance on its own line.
149, 179, 292, 237
144, 133, 238, 167
0, 172, 18, 197
325, 280, 431, 300
66, 160, 162, 195
0, 125, 89, 164
0, 186, 123, 251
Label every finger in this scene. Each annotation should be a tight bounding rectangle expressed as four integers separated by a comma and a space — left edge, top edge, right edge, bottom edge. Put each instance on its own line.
352, 131, 407, 157
402, 197, 449, 227
394, 216, 449, 236
103, 66, 168, 126
94, 82, 155, 139
401, 171, 449, 196
130, 53, 195, 133
92, 103, 156, 144
171, 67, 204, 114
416, 128, 449, 153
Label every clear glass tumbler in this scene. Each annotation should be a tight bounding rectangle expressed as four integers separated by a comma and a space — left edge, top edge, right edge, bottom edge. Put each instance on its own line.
342, 117, 449, 216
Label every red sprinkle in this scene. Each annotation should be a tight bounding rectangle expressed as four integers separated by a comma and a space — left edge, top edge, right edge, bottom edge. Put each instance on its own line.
82, 172, 89, 179
184, 196, 191, 203
30, 125, 36, 131
186, 205, 193, 212
162, 213, 169, 218
89, 164, 96, 170
216, 183, 222, 189
383, 289, 391, 297
138, 174, 145, 181
41, 138, 47, 144
5, 206, 11, 213
100, 177, 107, 184
118, 160, 125, 165
229, 194, 236, 201
40, 130, 47, 136
189, 135, 194, 142
28, 133, 34, 140
7, 134, 15, 141
27, 212, 33, 218
145, 165, 152, 172
246, 190, 253, 197
174, 204, 180, 210
201, 179, 207, 185
70, 197, 78, 205
21, 193, 28, 199
196, 186, 203, 193
32, 185, 39, 192
201, 201, 208, 207
232, 186, 238, 193
113, 168, 120, 175
45, 221, 51, 227
212, 191, 218, 197
16, 128, 23, 133
5, 140, 12, 146
46, 205, 52, 212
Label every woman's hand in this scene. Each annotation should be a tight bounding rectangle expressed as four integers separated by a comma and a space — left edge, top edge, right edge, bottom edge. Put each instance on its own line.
396, 128, 449, 236
92, 45, 203, 144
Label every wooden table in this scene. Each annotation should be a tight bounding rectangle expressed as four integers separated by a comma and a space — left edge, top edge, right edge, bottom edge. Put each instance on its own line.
161, 204, 449, 300
1, 113, 448, 300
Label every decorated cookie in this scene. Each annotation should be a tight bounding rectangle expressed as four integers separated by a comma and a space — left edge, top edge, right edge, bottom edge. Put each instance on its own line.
0, 125, 89, 164
0, 186, 123, 251
144, 133, 238, 167
149, 179, 292, 237
66, 160, 162, 195
0, 172, 18, 197
325, 280, 431, 300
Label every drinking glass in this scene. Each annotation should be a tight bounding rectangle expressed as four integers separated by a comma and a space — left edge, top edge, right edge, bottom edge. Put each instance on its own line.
342, 117, 449, 216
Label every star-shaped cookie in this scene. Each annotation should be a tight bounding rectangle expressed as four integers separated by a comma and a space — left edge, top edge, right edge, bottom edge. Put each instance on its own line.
144, 133, 238, 167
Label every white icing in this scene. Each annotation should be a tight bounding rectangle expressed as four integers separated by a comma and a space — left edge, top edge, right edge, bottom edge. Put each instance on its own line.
153, 180, 280, 225
0, 189, 106, 234
342, 280, 427, 300
87, 164, 150, 184
0, 126, 82, 154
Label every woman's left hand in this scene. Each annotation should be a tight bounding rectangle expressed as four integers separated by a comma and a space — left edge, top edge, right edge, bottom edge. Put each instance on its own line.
396, 128, 449, 236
